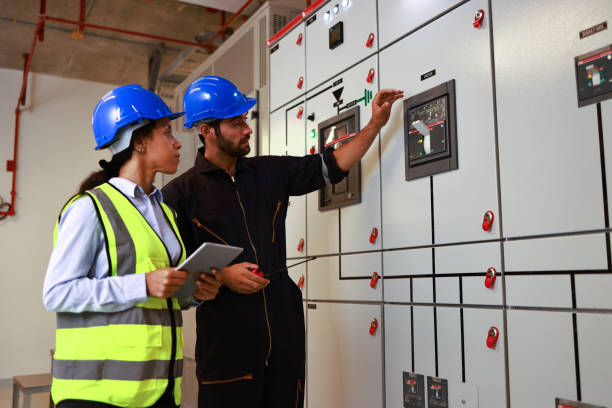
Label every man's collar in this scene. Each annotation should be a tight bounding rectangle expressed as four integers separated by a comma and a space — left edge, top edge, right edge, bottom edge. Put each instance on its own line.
195, 149, 253, 174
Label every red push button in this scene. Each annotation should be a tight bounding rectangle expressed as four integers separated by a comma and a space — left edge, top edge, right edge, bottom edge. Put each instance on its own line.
473, 9, 485, 28
486, 326, 499, 349
297, 76, 304, 89
296, 33, 303, 46
366, 32, 375, 48
297, 238, 305, 252
297, 106, 303, 119
485, 267, 497, 289
482, 211, 494, 231
298, 275, 305, 289
369, 227, 378, 244
366, 68, 375, 83
370, 272, 380, 289
369, 318, 378, 336
310, 146, 315, 154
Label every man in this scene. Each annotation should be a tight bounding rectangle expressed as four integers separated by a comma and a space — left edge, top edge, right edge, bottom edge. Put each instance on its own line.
162, 76, 403, 408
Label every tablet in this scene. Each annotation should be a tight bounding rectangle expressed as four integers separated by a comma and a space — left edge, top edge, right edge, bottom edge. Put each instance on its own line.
173, 242, 243, 298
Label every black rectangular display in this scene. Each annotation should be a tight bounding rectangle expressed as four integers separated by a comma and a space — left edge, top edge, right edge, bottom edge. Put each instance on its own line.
329, 21, 344, 49
575, 44, 612, 107
318, 106, 361, 211
407, 95, 450, 165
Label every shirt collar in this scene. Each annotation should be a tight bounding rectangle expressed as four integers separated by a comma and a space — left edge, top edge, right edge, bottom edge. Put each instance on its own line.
194, 148, 253, 174
109, 177, 163, 202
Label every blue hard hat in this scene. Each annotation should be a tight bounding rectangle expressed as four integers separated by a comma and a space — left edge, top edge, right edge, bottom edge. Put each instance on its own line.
92, 84, 184, 150
183, 76, 257, 129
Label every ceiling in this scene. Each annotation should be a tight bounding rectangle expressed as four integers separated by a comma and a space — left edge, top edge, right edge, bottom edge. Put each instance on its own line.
0, 0, 306, 88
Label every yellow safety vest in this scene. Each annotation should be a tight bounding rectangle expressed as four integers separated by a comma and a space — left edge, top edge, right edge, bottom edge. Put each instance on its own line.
51, 182, 186, 407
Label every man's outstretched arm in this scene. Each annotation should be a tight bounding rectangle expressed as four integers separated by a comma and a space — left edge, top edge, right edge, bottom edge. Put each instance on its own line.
332, 89, 404, 172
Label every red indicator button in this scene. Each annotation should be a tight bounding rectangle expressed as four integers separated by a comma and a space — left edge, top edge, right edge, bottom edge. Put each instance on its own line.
310, 146, 315, 154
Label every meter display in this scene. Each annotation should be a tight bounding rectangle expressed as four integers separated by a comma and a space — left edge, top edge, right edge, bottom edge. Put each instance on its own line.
404, 79, 458, 181
318, 106, 361, 210
407, 95, 450, 165
575, 44, 612, 107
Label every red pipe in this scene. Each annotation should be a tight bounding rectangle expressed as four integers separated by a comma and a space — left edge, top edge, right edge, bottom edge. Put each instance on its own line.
44, 16, 215, 50
202, 0, 253, 49
1, 18, 44, 217
39, 0, 45, 41
78, 0, 86, 34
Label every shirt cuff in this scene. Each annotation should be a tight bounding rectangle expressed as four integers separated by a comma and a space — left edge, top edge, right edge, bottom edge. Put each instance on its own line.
122, 273, 149, 304
320, 148, 349, 185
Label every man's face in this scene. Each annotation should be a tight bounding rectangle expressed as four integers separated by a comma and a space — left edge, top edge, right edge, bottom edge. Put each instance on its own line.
214, 113, 252, 157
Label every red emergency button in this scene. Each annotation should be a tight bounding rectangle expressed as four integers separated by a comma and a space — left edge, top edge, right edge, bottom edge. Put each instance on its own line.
485, 267, 497, 289
486, 326, 499, 349
370, 272, 380, 289
369, 318, 378, 336
482, 211, 494, 231
298, 275, 305, 289
296, 33, 303, 46
366, 32, 375, 48
310, 146, 315, 154
366, 68, 375, 83
473, 9, 485, 28
369, 227, 378, 244
297, 238, 305, 252
297, 106, 304, 119
297, 76, 304, 89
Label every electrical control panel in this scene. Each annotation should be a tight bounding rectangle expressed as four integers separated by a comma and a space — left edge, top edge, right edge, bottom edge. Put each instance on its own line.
575, 44, 612, 107
427, 376, 449, 408
404, 79, 458, 181
403, 372, 425, 408
318, 105, 361, 210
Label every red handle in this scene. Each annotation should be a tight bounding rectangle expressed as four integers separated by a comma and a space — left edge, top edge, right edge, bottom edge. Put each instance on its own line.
369, 318, 378, 336
482, 211, 494, 231
296, 32, 303, 45
297, 238, 305, 252
310, 146, 315, 154
365, 32, 375, 48
369, 227, 378, 244
297, 106, 304, 119
485, 267, 497, 289
370, 272, 380, 289
366, 68, 375, 83
250, 267, 264, 277
298, 275, 305, 289
486, 326, 499, 348
297, 76, 304, 89
473, 9, 485, 28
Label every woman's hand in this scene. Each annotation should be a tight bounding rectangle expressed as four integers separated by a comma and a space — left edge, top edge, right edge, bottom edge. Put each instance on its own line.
145, 268, 189, 298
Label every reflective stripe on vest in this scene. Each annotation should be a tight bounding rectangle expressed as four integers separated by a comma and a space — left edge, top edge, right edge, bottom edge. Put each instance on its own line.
51, 182, 186, 407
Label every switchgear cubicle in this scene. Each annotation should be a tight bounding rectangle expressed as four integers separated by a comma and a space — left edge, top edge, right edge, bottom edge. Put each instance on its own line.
268, 1, 612, 407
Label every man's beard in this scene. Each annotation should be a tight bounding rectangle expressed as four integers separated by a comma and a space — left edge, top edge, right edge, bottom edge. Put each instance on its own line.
216, 131, 251, 157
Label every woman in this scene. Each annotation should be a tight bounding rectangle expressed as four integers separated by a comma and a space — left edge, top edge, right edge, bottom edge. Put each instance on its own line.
43, 84, 221, 408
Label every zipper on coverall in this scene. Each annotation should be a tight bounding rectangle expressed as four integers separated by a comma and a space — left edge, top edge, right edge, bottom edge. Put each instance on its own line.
230, 175, 273, 367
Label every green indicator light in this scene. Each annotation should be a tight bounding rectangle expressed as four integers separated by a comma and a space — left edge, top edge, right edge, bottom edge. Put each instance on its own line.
310, 130, 316, 138
588, 82, 592, 87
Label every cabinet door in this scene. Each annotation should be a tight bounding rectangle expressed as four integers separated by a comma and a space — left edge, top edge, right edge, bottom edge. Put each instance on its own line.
270, 24, 305, 111
307, 302, 383, 408
286, 102, 307, 259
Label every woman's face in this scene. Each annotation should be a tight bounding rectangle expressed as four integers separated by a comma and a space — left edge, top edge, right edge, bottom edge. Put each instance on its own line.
142, 118, 182, 174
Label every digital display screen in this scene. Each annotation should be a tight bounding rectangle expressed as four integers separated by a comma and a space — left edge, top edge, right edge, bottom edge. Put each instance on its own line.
407, 95, 450, 165
329, 21, 344, 50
